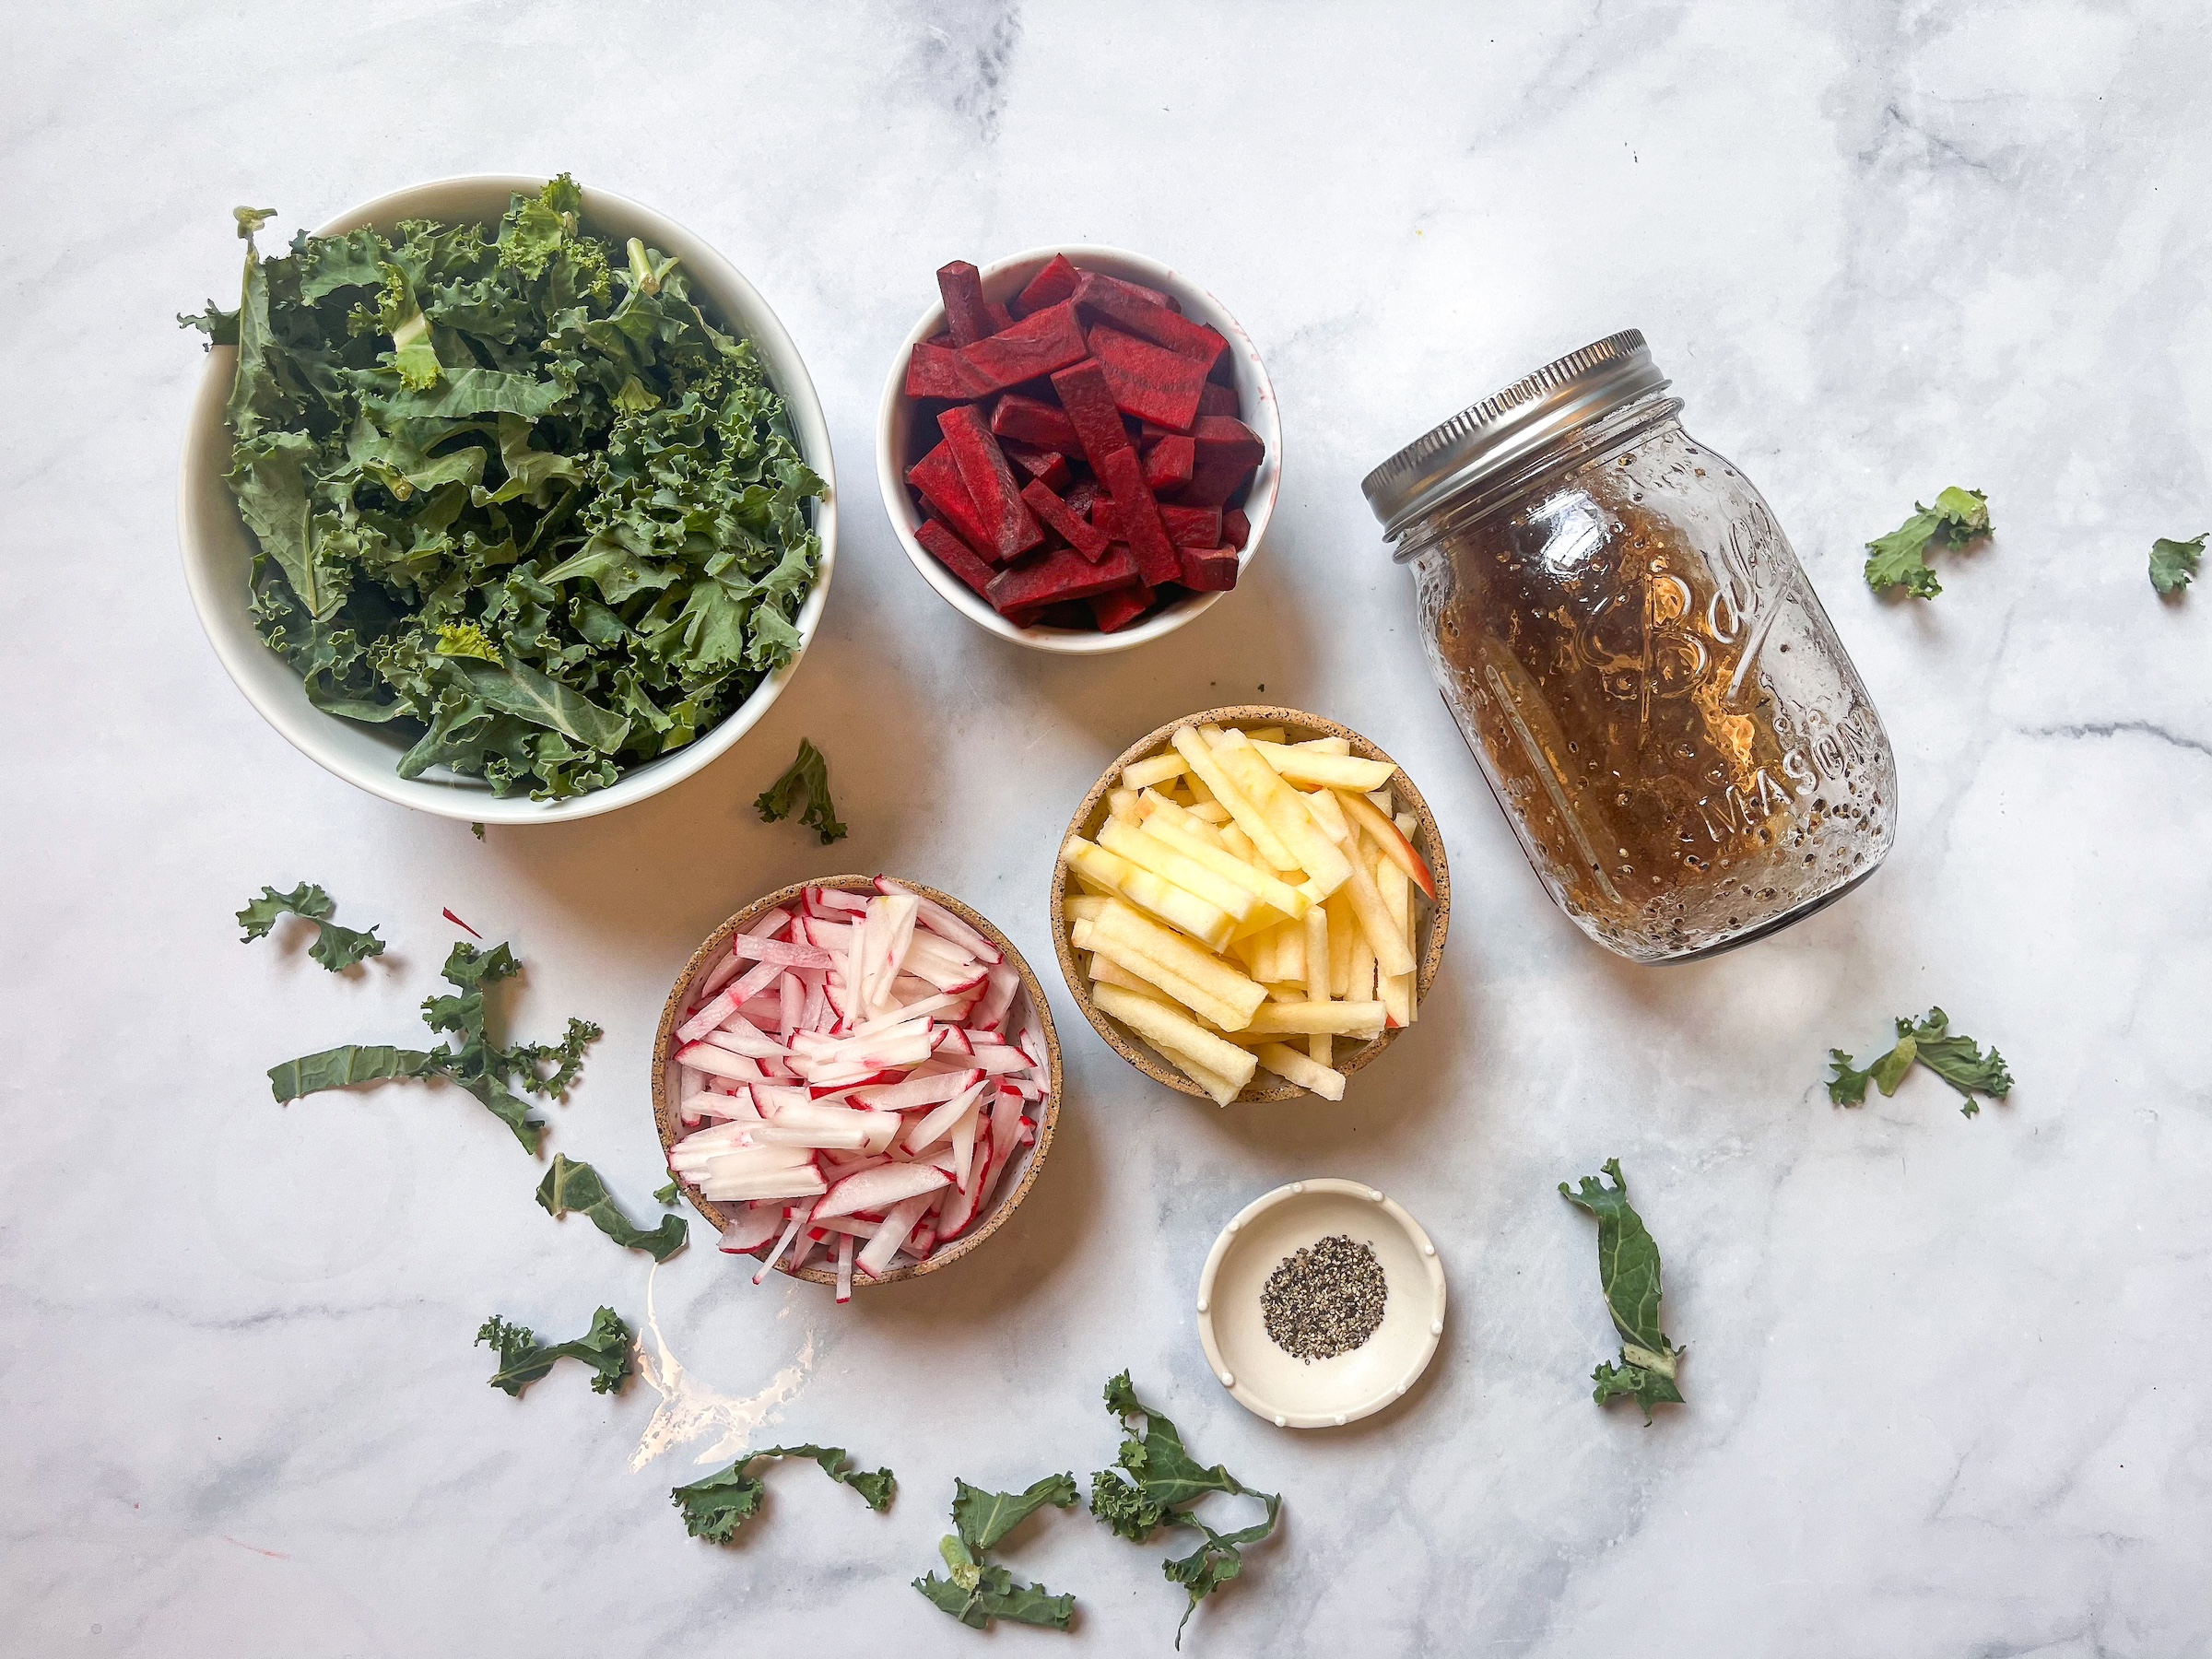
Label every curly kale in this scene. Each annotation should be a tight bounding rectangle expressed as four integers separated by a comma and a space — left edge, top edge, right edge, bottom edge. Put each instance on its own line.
186, 176, 823, 801
266, 938, 601, 1153
2150, 533, 2204, 596
673, 1445, 896, 1545
1089, 1372, 1279, 1645
1864, 487, 1992, 599
1828, 1006, 2013, 1117
236, 880, 385, 971
913, 1475, 1079, 1631
754, 737, 845, 843
477, 1306, 631, 1396
1559, 1159, 1685, 1423
535, 1154, 687, 1261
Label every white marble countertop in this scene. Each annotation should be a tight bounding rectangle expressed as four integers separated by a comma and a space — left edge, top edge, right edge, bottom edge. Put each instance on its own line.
7, 4, 2210, 1653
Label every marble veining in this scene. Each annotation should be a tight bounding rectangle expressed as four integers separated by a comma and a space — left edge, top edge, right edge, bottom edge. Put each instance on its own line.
3, 2, 2208, 1655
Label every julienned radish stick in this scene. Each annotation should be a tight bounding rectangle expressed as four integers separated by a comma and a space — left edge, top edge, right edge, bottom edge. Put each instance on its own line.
667, 883, 1049, 1297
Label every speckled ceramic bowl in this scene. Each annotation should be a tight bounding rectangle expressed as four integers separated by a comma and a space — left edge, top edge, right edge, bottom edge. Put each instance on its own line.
652, 874, 1061, 1289
1049, 706, 1450, 1102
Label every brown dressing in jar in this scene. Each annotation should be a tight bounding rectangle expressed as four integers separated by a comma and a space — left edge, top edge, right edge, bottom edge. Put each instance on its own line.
1370, 333, 1894, 962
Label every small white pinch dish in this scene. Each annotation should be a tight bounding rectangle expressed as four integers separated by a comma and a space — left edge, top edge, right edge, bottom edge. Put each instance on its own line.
1195, 1178, 1446, 1430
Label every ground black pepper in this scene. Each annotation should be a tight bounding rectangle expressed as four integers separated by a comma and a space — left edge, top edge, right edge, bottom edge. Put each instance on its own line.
1260, 1233, 1387, 1362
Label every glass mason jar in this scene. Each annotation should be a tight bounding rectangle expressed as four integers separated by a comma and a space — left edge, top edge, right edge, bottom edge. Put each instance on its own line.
1362, 331, 1895, 963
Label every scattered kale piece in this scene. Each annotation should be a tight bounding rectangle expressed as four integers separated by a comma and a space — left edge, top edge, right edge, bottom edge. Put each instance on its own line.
183, 177, 824, 802
1559, 1159, 1684, 1423
267, 938, 600, 1153
1089, 1372, 1279, 1646
535, 1154, 687, 1260
755, 737, 845, 843
672, 1445, 895, 1544
914, 1475, 1078, 1631
477, 1306, 631, 1395
1827, 1006, 2013, 1117
2150, 533, 2204, 596
471, 821, 487, 841
653, 1177, 683, 1206
237, 880, 385, 971
1864, 487, 1992, 598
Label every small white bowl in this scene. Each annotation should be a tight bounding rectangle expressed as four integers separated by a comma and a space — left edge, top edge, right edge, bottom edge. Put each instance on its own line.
1195, 1179, 1447, 1430
874, 244, 1280, 655
176, 175, 838, 825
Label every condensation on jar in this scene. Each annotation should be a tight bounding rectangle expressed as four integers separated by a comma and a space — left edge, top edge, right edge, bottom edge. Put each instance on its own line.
1362, 330, 1896, 963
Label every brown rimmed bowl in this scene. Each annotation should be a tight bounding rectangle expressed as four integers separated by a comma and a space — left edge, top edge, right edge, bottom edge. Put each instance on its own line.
653, 873, 1062, 1289
1049, 706, 1450, 1103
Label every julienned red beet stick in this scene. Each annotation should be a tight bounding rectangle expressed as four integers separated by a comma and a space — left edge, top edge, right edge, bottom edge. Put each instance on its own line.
936, 261, 995, 347
1047, 359, 1135, 475
1098, 447, 1182, 589
938, 405, 1042, 562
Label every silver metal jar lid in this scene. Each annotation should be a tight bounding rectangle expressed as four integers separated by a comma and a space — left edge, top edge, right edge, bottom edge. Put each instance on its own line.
1360, 330, 1670, 539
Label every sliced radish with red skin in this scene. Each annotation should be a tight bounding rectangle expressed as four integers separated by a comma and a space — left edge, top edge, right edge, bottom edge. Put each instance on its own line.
693, 1146, 818, 1178
814, 1160, 950, 1221
868, 895, 921, 1006
793, 1018, 929, 1056
789, 1230, 822, 1272
916, 967, 990, 996
675, 1118, 794, 1154
724, 955, 789, 1007
989, 1087, 1024, 1170
699, 1168, 829, 1204
972, 964, 1020, 1031
677, 1041, 772, 1083
950, 1099, 982, 1189
757, 1210, 808, 1282
934, 1124, 992, 1239
835, 1232, 854, 1302
727, 934, 835, 971
680, 1089, 759, 1124
697, 1020, 785, 1060
744, 906, 794, 939
692, 951, 744, 1006
817, 888, 869, 914
695, 1041, 768, 1077
874, 877, 1003, 964
817, 1153, 889, 1182
902, 930, 979, 972
965, 1043, 1031, 1076
857, 1189, 936, 1278
814, 1215, 884, 1239
751, 1119, 871, 1152
851, 1067, 984, 1113
719, 1206, 782, 1252
687, 1135, 814, 1167
906, 1223, 936, 1260
777, 972, 803, 1035
904, 1080, 989, 1154
677, 987, 748, 1043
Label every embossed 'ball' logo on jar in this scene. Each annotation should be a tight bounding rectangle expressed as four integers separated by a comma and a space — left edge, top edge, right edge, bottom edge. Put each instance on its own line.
1574, 564, 1710, 705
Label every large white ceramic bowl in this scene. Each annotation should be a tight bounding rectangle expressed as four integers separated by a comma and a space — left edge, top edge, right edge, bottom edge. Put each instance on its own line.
176, 175, 837, 825
875, 243, 1280, 655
